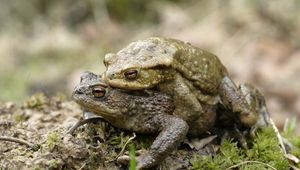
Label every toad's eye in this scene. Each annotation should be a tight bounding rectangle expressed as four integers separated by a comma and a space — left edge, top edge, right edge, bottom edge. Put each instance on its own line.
92, 86, 106, 98
124, 69, 138, 80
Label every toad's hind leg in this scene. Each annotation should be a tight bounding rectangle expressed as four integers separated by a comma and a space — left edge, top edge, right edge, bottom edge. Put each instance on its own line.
219, 76, 257, 127
188, 106, 217, 137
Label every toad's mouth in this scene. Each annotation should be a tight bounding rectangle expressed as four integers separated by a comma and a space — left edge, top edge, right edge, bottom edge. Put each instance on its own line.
107, 79, 155, 90
72, 95, 122, 119
84, 103, 122, 119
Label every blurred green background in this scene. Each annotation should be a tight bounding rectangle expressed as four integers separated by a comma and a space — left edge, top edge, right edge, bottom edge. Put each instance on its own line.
0, 0, 299, 132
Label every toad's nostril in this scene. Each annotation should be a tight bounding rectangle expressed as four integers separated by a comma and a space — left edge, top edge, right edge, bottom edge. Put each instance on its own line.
109, 73, 115, 80
75, 87, 84, 94
80, 71, 93, 81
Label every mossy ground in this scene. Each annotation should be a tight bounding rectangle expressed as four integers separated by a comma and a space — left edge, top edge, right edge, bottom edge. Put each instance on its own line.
191, 127, 293, 170
0, 94, 299, 170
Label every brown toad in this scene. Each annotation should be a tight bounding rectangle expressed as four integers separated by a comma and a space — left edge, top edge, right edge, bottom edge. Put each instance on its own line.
103, 37, 258, 134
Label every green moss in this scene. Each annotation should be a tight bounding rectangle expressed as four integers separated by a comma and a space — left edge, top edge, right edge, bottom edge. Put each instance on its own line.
191, 127, 290, 170
86, 150, 102, 170
47, 159, 60, 169
13, 112, 27, 122
46, 132, 61, 151
246, 128, 289, 169
220, 140, 243, 165
23, 93, 47, 110
191, 141, 243, 170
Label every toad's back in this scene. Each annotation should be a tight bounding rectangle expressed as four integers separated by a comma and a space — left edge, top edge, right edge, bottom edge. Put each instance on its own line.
150, 37, 228, 94
113, 90, 175, 116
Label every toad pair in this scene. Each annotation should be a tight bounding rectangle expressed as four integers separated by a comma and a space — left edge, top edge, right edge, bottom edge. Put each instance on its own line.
72, 37, 270, 169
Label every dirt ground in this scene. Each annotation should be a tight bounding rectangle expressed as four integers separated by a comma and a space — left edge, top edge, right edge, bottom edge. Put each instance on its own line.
0, 1, 299, 134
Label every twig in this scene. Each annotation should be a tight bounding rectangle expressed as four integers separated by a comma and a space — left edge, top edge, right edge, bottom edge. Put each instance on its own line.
270, 118, 300, 167
106, 133, 136, 162
116, 133, 136, 158
290, 165, 300, 170
225, 160, 277, 170
79, 162, 87, 170
0, 136, 35, 149
269, 118, 287, 154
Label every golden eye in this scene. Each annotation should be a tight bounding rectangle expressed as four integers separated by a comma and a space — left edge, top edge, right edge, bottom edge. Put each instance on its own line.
92, 86, 106, 98
124, 69, 138, 80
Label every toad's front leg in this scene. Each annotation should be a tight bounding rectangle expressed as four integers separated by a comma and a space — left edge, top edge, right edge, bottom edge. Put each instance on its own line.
136, 114, 188, 169
219, 76, 258, 127
160, 73, 203, 123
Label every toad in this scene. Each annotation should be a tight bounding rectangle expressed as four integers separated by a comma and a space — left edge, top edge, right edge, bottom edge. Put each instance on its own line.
103, 37, 258, 133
